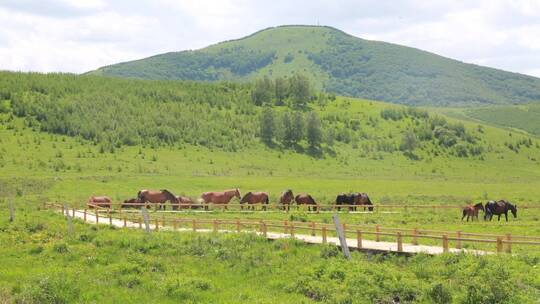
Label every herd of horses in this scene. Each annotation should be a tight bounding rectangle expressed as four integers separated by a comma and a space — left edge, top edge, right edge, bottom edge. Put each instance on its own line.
461, 200, 517, 222
87, 189, 372, 212
88, 189, 518, 222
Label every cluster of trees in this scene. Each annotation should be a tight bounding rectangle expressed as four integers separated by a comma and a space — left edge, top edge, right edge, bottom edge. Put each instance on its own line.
251, 74, 312, 108
380, 107, 484, 158
99, 47, 276, 81
259, 108, 322, 149
0, 72, 258, 152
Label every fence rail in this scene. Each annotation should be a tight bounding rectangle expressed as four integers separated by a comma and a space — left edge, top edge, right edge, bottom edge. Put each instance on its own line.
47, 203, 540, 254
68, 201, 540, 212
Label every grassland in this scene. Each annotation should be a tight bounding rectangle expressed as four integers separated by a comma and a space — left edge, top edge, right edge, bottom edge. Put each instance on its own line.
2, 72, 540, 303
1, 203, 539, 303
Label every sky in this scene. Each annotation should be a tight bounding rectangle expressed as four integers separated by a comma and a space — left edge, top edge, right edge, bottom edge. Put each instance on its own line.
1, 0, 540, 77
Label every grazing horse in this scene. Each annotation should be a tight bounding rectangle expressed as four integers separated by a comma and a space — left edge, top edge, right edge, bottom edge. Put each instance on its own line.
88, 196, 112, 209
240, 192, 270, 211
295, 194, 318, 212
354, 193, 373, 211
173, 196, 196, 210
200, 188, 241, 210
336, 193, 356, 211
121, 198, 146, 209
137, 189, 177, 210
485, 200, 517, 222
461, 202, 484, 221
280, 189, 294, 211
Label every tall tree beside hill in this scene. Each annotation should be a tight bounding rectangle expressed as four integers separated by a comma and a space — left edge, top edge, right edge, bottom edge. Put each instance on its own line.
259, 107, 275, 145
251, 77, 274, 106
306, 112, 322, 149
289, 74, 311, 109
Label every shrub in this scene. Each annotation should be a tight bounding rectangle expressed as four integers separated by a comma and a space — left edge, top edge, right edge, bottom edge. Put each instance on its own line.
15, 275, 80, 304
428, 283, 452, 304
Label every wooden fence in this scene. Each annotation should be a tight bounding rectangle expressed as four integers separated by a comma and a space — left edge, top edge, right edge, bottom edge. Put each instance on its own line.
75, 201, 540, 213
49, 203, 540, 254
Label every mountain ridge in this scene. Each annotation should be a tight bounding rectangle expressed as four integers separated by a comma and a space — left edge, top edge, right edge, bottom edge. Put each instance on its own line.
89, 25, 540, 107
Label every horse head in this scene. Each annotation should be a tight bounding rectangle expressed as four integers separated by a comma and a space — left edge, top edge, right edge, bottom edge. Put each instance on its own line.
509, 203, 517, 218
240, 192, 252, 204
161, 189, 176, 202
235, 188, 241, 199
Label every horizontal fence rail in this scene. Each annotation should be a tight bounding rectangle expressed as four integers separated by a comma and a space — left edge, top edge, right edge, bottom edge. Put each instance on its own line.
67, 201, 540, 212
47, 203, 540, 255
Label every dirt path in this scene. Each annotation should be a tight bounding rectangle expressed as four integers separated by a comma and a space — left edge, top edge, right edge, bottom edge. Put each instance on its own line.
67, 210, 489, 256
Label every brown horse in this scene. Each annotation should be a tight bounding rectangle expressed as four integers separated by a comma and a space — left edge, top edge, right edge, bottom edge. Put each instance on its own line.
485, 200, 517, 221
280, 189, 294, 211
354, 193, 373, 211
461, 202, 484, 221
88, 196, 112, 209
173, 196, 196, 210
121, 198, 146, 209
137, 189, 177, 210
295, 194, 318, 212
240, 192, 269, 211
200, 188, 241, 210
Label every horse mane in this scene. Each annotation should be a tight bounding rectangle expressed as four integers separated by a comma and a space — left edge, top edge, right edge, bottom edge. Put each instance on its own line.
240, 192, 252, 203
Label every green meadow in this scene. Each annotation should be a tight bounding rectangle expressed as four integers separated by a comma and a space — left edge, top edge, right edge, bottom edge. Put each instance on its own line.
1, 72, 540, 303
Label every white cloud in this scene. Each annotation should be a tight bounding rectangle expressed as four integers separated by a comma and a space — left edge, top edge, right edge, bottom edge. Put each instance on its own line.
0, 0, 539, 77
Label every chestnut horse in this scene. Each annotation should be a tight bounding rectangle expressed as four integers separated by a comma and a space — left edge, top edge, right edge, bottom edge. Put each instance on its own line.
461, 202, 484, 221
295, 194, 318, 212
173, 196, 196, 210
200, 188, 241, 210
485, 200, 517, 221
280, 189, 294, 211
240, 192, 269, 211
137, 189, 177, 210
88, 196, 112, 209
121, 198, 146, 209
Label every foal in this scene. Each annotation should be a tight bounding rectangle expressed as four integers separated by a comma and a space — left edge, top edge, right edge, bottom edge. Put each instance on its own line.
461, 203, 484, 222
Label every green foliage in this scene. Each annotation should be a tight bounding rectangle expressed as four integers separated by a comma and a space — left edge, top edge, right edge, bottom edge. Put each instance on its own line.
306, 112, 322, 149
92, 25, 540, 106
259, 107, 275, 145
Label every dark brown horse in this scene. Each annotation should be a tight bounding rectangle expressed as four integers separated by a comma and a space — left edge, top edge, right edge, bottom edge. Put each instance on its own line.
280, 189, 294, 211
240, 192, 269, 210
173, 196, 196, 210
121, 198, 146, 209
88, 196, 112, 209
137, 189, 177, 210
295, 194, 318, 212
461, 202, 484, 221
485, 200, 517, 221
200, 188, 241, 210
354, 193, 373, 211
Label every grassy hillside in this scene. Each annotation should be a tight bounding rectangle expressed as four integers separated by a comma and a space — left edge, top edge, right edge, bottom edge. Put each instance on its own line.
2, 72, 540, 205
90, 25, 540, 107
2, 72, 540, 303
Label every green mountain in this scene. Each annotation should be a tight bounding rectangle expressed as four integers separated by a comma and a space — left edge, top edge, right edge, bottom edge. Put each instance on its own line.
90, 25, 540, 106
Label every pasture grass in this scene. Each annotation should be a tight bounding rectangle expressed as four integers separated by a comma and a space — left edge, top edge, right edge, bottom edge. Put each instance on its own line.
1, 201, 539, 303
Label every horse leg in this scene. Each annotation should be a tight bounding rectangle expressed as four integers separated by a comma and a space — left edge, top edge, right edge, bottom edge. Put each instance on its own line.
461, 213, 466, 221
497, 215, 501, 221
505, 212, 508, 222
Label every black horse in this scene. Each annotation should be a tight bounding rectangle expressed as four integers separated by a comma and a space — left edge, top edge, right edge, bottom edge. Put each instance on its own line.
336, 193, 356, 211
484, 200, 517, 221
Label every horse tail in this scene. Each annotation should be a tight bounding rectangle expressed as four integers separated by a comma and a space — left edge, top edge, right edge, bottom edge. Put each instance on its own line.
264, 194, 269, 204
